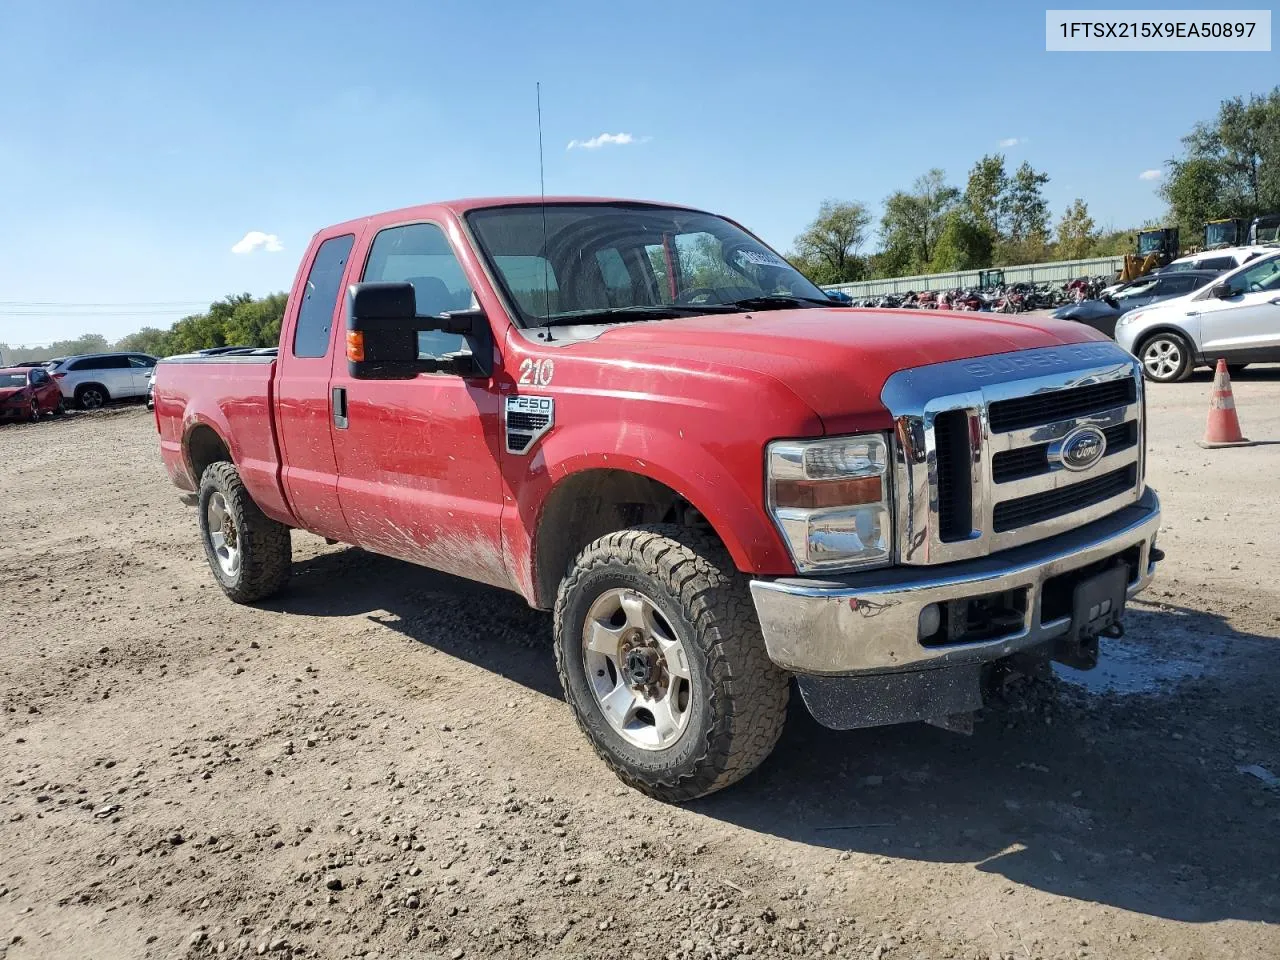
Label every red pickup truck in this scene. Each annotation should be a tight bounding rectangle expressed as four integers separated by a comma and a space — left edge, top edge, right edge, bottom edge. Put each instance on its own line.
156, 197, 1162, 800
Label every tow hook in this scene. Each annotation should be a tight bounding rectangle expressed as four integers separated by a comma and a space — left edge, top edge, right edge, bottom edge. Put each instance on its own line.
1101, 622, 1125, 639
1150, 546, 1166, 563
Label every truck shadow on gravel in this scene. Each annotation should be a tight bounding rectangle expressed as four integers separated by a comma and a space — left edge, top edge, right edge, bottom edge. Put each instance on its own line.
697, 604, 1280, 926
271, 549, 1279, 925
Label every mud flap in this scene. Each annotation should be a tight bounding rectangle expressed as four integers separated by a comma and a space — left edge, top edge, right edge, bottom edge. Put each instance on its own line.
795, 664, 984, 731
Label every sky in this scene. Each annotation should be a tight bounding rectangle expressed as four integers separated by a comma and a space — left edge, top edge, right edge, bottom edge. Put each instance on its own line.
0, 0, 1276, 345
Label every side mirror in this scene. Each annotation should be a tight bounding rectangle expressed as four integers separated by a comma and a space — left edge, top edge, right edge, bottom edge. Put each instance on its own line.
345, 282, 492, 380
1210, 282, 1235, 299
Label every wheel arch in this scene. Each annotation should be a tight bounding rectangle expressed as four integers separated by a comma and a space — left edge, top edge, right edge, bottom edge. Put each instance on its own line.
73, 381, 111, 401
531, 467, 737, 611
185, 421, 234, 484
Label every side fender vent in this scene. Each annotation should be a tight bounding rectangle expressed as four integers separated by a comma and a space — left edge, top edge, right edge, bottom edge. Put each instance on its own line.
505, 395, 554, 454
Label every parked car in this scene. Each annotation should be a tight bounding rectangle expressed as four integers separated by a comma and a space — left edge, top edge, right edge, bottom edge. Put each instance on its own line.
155, 196, 1161, 801
47, 352, 158, 409
824, 289, 854, 305
1158, 245, 1270, 275
1053, 270, 1220, 338
0, 365, 64, 421
1116, 251, 1280, 382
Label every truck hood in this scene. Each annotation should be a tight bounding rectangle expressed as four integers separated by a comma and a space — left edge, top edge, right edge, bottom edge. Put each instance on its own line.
595, 307, 1107, 433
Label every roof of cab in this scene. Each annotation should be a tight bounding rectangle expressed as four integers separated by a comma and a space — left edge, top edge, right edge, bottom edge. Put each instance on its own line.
319, 196, 708, 237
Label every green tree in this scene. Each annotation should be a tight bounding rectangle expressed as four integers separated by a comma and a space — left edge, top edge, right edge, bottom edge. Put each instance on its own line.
1055, 199, 1097, 260
964, 154, 1009, 239
929, 211, 993, 272
224, 293, 288, 347
879, 169, 960, 274
114, 327, 174, 355
1006, 161, 1051, 242
791, 200, 871, 284
1162, 87, 1280, 237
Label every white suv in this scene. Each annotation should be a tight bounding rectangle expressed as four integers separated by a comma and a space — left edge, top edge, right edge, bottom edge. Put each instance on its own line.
1159, 245, 1272, 275
49, 353, 158, 409
1115, 252, 1280, 382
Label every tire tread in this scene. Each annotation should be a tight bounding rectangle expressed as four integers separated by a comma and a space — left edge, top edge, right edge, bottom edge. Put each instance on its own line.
199, 461, 291, 604
554, 524, 788, 801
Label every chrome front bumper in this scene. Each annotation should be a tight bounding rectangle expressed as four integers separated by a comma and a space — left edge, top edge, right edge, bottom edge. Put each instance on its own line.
750, 488, 1161, 676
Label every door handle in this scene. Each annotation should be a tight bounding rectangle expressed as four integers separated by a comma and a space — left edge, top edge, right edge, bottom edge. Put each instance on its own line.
331, 386, 348, 430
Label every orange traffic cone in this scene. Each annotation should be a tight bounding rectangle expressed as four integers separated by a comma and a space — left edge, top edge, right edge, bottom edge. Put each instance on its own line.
1197, 359, 1253, 448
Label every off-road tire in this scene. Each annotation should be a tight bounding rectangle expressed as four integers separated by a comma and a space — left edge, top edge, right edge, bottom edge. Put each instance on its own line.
198, 461, 292, 603
1137, 331, 1193, 383
554, 524, 789, 802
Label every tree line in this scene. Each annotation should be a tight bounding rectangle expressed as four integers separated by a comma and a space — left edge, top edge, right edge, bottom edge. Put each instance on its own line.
1, 292, 288, 363
790, 86, 1280, 286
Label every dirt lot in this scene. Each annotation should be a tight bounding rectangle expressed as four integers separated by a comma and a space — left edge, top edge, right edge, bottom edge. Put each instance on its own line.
2, 370, 1279, 960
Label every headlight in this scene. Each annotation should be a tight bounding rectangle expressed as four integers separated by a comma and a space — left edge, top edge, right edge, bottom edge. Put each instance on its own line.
1117, 310, 1143, 327
767, 433, 893, 572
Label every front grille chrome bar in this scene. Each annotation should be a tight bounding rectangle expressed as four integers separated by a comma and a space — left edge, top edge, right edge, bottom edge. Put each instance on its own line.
882, 343, 1145, 567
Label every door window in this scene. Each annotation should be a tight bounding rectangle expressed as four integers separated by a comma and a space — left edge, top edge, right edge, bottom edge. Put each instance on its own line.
1229, 256, 1280, 294
129, 355, 156, 368
293, 234, 357, 358
362, 223, 475, 360
30, 369, 49, 385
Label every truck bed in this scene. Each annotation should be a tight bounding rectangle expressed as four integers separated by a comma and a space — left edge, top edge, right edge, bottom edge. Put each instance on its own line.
154, 354, 294, 525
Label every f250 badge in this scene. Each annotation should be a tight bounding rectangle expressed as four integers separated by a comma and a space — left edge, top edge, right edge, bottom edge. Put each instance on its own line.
504, 395, 554, 455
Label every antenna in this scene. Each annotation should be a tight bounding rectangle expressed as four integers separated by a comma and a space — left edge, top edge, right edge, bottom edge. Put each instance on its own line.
537, 82, 553, 338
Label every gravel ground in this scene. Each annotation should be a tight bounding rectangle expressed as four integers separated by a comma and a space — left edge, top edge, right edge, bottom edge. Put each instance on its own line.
2, 370, 1279, 960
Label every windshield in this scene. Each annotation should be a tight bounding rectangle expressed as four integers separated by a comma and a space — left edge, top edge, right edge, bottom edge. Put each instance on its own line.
1137, 232, 1165, 255
1204, 222, 1237, 247
0, 373, 27, 387
1255, 216, 1280, 244
465, 203, 827, 326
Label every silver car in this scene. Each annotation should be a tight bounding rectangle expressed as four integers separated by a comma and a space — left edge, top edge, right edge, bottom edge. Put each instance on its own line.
48, 353, 158, 409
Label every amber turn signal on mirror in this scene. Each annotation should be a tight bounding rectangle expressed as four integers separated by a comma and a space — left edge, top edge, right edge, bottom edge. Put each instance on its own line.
346, 330, 365, 363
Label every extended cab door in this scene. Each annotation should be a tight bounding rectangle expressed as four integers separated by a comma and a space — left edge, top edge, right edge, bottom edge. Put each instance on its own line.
1195, 256, 1280, 359
328, 220, 511, 590
274, 231, 360, 543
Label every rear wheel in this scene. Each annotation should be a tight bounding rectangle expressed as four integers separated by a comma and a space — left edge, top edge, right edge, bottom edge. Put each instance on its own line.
1138, 332, 1192, 383
554, 525, 789, 802
76, 384, 108, 410
198, 461, 292, 603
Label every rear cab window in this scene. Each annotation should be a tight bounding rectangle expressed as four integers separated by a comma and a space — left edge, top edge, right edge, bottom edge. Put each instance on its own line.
293, 235, 357, 358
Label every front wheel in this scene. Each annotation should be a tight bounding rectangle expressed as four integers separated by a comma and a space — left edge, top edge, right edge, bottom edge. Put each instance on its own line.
1138, 332, 1193, 383
198, 461, 292, 603
554, 525, 789, 802
27, 398, 40, 422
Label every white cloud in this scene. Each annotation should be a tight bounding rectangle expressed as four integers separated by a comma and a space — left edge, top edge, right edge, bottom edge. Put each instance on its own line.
1139, 169, 1163, 181
998, 137, 1021, 147
566, 132, 646, 151
231, 231, 284, 255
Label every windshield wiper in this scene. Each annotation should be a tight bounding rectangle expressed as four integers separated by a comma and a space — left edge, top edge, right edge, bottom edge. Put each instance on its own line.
535, 304, 740, 326
722, 294, 837, 310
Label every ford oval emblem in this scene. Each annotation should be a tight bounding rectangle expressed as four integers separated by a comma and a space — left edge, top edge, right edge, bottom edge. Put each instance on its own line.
1058, 426, 1107, 472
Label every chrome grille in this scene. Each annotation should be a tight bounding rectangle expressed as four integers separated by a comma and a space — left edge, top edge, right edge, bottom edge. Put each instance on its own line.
882, 343, 1146, 566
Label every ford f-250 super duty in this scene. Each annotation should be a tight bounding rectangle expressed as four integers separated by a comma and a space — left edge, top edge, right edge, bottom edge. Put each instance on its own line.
156, 197, 1162, 800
